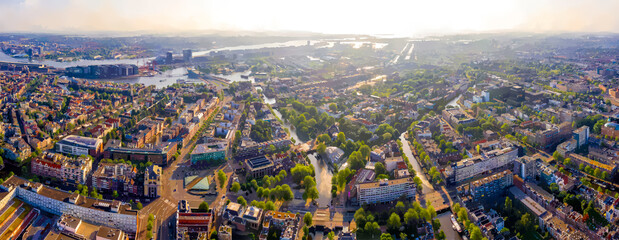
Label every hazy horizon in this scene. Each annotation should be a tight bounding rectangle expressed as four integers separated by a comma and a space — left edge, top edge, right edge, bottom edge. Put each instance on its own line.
1, 0, 619, 37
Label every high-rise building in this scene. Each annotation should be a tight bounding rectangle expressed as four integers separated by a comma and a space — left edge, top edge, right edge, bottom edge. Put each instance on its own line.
166, 51, 173, 64
513, 156, 538, 181
183, 49, 192, 62
573, 126, 589, 147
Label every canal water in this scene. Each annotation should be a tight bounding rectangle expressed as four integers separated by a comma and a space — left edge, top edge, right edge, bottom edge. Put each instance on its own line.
269, 98, 333, 207
399, 132, 433, 194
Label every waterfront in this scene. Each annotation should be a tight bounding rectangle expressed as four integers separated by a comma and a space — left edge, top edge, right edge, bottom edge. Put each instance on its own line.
85, 67, 196, 89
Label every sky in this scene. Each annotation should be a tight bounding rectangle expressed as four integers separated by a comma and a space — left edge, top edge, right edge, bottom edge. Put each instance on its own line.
0, 0, 618, 36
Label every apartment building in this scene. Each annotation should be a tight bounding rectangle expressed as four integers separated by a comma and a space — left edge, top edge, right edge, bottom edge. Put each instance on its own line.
467, 170, 513, 200
452, 145, 517, 183
356, 178, 416, 205
0, 176, 138, 234
31, 152, 92, 185
91, 163, 138, 196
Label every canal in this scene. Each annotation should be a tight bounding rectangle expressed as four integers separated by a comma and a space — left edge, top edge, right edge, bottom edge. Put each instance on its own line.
399, 132, 434, 194
269, 99, 333, 208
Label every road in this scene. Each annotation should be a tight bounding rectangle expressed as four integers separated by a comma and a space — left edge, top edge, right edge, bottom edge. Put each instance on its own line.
136, 96, 229, 240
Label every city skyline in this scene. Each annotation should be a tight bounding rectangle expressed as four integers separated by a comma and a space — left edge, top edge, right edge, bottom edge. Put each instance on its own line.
1, 0, 619, 36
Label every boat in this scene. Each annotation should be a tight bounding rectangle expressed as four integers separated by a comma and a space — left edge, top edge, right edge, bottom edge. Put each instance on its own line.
451, 214, 462, 233
241, 74, 249, 79
159, 79, 166, 82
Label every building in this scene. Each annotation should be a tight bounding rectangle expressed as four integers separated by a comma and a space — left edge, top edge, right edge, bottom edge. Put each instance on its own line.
451, 145, 518, 183
568, 153, 616, 175
442, 108, 477, 126
31, 152, 92, 185
263, 211, 299, 240
573, 126, 589, 147
144, 165, 161, 198
0, 176, 138, 235
183, 49, 192, 62
242, 206, 263, 230
166, 51, 173, 64
104, 140, 177, 166
513, 156, 538, 181
56, 135, 103, 157
244, 155, 274, 178
466, 170, 513, 200
91, 163, 138, 196
235, 138, 292, 159
176, 212, 213, 240
356, 178, 416, 205
545, 216, 587, 240
602, 122, 619, 139
191, 141, 227, 166
218, 225, 232, 240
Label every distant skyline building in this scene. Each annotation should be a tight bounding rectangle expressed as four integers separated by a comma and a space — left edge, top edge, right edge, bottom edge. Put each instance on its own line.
166, 51, 173, 64
183, 49, 192, 62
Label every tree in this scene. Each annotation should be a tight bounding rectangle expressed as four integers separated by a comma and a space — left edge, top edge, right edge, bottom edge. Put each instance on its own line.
380, 233, 394, 240
265, 201, 275, 211
112, 190, 119, 199
374, 162, 387, 175
457, 208, 468, 222
500, 123, 511, 134
359, 145, 371, 160
231, 182, 241, 193
304, 212, 313, 226
303, 175, 316, 189
593, 168, 601, 178
553, 151, 563, 162
437, 230, 446, 240
327, 231, 335, 240
303, 186, 319, 201
364, 222, 381, 238
316, 143, 326, 154
387, 212, 401, 231
291, 164, 314, 184
198, 201, 210, 212
136, 202, 143, 210
470, 227, 483, 240
549, 183, 559, 193
563, 158, 571, 166
395, 201, 406, 215
217, 170, 227, 188
329, 103, 338, 113
237, 196, 247, 207
504, 197, 512, 212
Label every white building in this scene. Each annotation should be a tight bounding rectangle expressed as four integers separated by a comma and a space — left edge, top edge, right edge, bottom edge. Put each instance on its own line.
56, 135, 103, 156
357, 178, 415, 205
0, 176, 138, 234
453, 146, 518, 183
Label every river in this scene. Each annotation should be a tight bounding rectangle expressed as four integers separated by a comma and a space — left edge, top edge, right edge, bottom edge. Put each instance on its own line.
85, 67, 197, 89
399, 132, 433, 194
